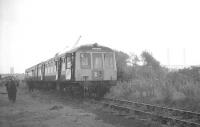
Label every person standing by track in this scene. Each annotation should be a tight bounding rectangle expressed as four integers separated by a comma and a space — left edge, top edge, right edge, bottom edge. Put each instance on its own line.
5, 77, 17, 103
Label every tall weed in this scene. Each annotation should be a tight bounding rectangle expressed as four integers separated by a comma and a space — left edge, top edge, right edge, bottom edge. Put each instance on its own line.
106, 67, 200, 111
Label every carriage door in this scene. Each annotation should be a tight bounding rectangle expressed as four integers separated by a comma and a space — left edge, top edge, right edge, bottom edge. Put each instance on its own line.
56, 58, 62, 80
92, 53, 104, 80
65, 54, 71, 80
41, 64, 45, 80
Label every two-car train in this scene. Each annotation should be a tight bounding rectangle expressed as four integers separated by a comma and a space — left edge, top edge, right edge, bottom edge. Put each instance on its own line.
25, 43, 117, 97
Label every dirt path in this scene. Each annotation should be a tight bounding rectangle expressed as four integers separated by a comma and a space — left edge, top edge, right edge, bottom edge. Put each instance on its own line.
0, 84, 162, 127
0, 85, 116, 127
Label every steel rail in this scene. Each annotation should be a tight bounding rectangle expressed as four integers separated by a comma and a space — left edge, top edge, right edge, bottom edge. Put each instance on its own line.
101, 98, 200, 127
103, 97, 200, 120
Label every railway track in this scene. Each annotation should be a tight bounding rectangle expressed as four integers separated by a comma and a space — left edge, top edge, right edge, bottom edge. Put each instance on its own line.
100, 98, 200, 127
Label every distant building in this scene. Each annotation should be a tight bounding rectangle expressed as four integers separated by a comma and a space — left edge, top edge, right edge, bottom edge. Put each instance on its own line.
10, 67, 14, 74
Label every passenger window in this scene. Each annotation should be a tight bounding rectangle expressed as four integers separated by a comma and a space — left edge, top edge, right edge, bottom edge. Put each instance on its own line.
93, 53, 103, 69
50, 66, 52, 73
104, 53, 114, 68
80, 53, 91, 69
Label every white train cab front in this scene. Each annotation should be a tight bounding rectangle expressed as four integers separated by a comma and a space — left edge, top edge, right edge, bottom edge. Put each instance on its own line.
75, 50, 117, 81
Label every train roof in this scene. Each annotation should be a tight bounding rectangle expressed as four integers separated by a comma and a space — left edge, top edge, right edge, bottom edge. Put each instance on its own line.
66, 43, 113, 53
25, 43, 114, 72
55, 43, 113, 59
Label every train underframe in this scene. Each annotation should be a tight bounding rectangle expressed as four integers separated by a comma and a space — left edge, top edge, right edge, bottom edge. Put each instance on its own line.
25, 80, 116, 98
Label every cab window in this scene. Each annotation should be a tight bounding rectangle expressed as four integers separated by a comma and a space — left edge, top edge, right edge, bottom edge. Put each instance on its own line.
104, 53, 114, 68
93, 53, 103, 69
80, 53, 91, 69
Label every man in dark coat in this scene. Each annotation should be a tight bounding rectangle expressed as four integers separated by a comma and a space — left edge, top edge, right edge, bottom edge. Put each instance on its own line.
5, 77, 17, 103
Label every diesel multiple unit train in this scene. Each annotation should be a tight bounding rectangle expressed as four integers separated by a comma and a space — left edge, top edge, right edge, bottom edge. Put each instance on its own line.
25, 43, 117, 97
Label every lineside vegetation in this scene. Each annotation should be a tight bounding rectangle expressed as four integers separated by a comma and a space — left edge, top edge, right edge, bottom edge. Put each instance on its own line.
106, 50, 200, 111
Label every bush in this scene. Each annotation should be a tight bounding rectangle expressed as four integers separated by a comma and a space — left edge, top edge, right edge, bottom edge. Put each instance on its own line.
110, 50, 200, 111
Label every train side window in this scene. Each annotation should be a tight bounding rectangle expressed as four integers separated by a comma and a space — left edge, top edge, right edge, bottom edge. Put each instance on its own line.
104, 53, 114, 68
80, 53, 91, 69
50, 66, 52, 73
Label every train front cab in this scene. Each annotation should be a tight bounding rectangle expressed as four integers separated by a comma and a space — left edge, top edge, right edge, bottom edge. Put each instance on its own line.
73, 46, 117, 97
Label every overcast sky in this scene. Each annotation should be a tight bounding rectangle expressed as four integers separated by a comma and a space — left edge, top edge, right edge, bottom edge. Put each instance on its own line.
0, 0, 200, 73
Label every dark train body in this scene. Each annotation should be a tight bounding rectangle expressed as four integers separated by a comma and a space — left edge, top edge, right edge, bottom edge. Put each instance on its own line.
25, 43, 117, 97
